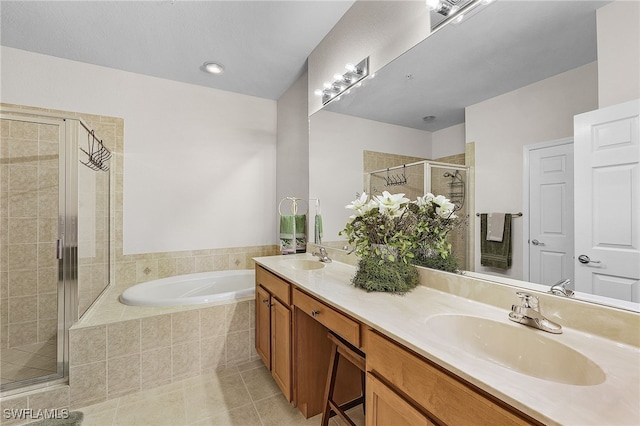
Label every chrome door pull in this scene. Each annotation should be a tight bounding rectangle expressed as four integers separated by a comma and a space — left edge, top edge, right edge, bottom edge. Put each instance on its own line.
531, 239, 545, 246
311, 310, 320, 318
578, 254, 601, 264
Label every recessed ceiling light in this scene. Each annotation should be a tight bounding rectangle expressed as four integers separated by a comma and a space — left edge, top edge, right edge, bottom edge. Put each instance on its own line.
203, 62, 225, 75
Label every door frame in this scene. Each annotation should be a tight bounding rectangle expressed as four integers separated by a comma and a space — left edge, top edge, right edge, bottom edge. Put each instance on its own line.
522, 137, 573, 281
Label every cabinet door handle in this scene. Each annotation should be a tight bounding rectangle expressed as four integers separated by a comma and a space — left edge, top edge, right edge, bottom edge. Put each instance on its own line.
262, 298, 269, 304
311, 310, 320, 318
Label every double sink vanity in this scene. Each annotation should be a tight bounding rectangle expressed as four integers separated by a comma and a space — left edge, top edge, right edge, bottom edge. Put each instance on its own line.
253, 251, 639, 425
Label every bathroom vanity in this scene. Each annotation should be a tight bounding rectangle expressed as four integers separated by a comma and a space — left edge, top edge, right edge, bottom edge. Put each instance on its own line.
254, 254, 640, 425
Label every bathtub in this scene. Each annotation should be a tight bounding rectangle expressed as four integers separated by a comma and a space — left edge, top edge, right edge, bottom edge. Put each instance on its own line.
119, 269, 255, 307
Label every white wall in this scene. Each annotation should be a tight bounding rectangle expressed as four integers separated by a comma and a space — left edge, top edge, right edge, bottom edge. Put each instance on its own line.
276, 72, 309, 240
308, 1, 431, 115
432, 123, 465, 159
466, 62, 598, 280
597, 1, 640, 108
1, 47, 277, 255
309, 110, 431, 241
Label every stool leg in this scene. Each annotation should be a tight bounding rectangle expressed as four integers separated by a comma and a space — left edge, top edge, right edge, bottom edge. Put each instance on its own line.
321, 342, 339, 426
361, 370, 366, 415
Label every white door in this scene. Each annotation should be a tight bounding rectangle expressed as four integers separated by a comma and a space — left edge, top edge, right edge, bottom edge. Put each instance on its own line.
528, 141, 574, 286
574, 99, 640, 302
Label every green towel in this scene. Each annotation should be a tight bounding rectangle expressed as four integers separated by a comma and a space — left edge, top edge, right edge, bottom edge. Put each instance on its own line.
480, 213, 512, 270
314, 214, 323, 244
280, 214, 307, 254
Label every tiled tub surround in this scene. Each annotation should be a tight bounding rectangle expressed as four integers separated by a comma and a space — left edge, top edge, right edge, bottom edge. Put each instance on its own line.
255, 253, 640, 425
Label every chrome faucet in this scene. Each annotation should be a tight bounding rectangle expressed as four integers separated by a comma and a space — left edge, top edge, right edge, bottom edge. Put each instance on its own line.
549, 278, 574, 297
312, 247, 332, 263
509, 292, 562, 334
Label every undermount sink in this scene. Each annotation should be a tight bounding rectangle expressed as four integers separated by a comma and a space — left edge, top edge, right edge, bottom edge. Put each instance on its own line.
425, 314, 606, 386
280, 259, 326, 270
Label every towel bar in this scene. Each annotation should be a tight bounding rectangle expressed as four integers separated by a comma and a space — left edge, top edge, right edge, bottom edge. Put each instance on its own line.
476, 212, 523, 217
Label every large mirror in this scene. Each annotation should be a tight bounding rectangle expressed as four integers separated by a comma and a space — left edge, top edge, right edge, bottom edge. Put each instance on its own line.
309, 0, 640, 311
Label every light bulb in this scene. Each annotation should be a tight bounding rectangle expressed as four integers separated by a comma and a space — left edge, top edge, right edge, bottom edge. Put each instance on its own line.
314, 89, 323, 97
203, 62, 225, 74
345, 63, 356, 72
323, 81, 332, 89
426, 0, 440, 11
333, 73, 345, 81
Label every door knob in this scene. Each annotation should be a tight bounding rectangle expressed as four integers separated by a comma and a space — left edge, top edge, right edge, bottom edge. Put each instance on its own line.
531, 239, 545, 246
578, 254, 601, 264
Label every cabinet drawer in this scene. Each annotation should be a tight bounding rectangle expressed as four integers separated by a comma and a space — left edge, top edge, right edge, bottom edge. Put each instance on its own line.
366, 330, 532, 426
256, 266, 290, 305
293, 288, 360, 347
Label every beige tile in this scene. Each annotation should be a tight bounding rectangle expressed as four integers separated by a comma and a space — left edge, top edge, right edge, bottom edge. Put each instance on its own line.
8, 218, 37, 244
199, 305, 226, 339
226, 300, 252, 333
9, 165, 38, 192
183, 371, 252, 424
225, 330, 251, 366
171, 310, 200, 344
69, 325, 106, 366
10, 121, 38, 139
8, 191, 37, 218
37, 318, 57, 343
140, 315, 171, 351
175, 257, 195, 275
8, 295, 37, 323
74, 399, 117, 426
38, 292, 57, 319
37, 242, 57, 269
172, 342, 201, 380
69, 361, 107, 407
8, 269, 37, 297
8, 321, 37, 346
200, 335, 226, 372
8, 244, 37, 271
141, 346, 172, 388
254, 393, 319, 426
0, 395, 28, 426
115, 389, 186, 426
240, 365, 282, 401
107, 353, 140, 398
37, 189, 59, 218
107, 319, 140, 359
27, 385, 69, 411
37, 267, 58, 294
192, 402, 262, 426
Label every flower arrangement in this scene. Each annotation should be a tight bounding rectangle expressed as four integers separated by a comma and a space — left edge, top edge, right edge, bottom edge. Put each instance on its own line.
340, 191, 461, 293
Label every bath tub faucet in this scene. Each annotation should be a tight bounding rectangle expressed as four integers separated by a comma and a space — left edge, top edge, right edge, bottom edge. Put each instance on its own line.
509, 292, 562, 334
549, 278, 574, 297
312, 247, 332, 263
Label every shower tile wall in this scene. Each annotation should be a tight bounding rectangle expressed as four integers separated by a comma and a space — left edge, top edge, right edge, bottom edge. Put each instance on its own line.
0, 118, 59, 351
363, 150, 426, 199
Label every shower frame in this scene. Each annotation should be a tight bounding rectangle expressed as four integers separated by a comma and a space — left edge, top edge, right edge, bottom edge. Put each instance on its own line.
365, 159, 469, 268
0, 108, 110, 395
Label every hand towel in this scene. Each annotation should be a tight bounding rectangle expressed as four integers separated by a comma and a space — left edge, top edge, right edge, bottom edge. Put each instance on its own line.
294, 214, 307, 253
486, 212, 506, 242
314, 214, 323, 244
480, 213, 512, 270
280, 215, 296, 254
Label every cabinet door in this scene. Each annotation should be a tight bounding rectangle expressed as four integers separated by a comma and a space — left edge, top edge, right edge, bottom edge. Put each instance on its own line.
271, 298, 292, 401
367, 373, 435, 426
256, 285, 271, 368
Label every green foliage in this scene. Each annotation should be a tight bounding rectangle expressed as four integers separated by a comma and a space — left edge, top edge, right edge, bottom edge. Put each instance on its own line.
352, 256, 420, 294
412, 251, 460, 273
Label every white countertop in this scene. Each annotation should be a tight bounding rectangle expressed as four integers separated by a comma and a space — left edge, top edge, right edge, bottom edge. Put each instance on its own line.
255, 253, 640, 426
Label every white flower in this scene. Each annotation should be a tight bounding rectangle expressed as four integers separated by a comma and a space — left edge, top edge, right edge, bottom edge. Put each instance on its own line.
416, 192, 435, 207
346, 192, 372, 219
433, 195, 457, 219
374, 191, 409, 218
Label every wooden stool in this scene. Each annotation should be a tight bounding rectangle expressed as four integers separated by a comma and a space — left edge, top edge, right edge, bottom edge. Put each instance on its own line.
321, 332, 366, 426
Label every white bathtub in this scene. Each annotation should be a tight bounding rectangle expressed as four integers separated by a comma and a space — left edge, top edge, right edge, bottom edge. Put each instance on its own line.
119, 269, 255, 307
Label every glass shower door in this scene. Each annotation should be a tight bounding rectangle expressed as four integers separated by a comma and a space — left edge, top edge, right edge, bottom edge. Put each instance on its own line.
0, 114, 65, 390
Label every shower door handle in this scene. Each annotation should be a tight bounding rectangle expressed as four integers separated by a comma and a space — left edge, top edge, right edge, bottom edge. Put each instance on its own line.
56, 239, 63, 260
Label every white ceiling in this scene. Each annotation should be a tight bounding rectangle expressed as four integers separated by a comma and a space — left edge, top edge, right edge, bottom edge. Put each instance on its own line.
0, 0, 355, 100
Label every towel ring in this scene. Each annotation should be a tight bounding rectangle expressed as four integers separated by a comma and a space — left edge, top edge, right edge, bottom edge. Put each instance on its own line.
278, 197, 308, 216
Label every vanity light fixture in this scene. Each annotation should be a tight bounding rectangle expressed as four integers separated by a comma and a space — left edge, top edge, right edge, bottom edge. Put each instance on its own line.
315, 57, 369, 106
427, 0, 494, 31
203, 62, 225, 75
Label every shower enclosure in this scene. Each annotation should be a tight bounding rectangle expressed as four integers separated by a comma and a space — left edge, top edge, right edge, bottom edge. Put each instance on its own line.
365, 160, 469, 269
0, 108, 111, 393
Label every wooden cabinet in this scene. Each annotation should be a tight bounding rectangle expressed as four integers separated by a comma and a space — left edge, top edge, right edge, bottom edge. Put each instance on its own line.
255, 266, 292, 401
367, 373, 435, 426
366, 329, 539, 426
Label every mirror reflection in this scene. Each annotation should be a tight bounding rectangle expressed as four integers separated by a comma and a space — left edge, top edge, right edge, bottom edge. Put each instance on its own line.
309, 0, 640, 311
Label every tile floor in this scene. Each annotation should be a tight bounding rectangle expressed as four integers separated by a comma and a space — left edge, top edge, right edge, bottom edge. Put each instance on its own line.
74, 359, 364, 426
0, 341, 57, 385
